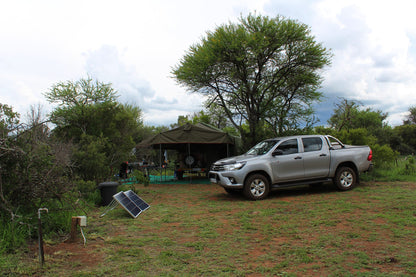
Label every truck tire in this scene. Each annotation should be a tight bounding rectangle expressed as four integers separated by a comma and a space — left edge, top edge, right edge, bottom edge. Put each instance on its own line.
243, 174, 270, 200
334, 166, 356, 191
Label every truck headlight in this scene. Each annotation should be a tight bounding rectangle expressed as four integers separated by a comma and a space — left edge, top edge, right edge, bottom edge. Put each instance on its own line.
223, 162, 246, 171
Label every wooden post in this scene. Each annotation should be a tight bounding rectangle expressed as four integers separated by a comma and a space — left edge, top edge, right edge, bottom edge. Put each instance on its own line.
38, 216, 44, 266
67, 216, 80, 243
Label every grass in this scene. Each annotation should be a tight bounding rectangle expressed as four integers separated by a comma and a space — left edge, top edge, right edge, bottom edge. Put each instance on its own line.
362, 156, 416, 182
2, 181, 416, 276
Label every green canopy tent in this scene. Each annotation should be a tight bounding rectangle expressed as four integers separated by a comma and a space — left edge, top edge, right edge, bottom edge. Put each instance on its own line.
137, 123, 237, 181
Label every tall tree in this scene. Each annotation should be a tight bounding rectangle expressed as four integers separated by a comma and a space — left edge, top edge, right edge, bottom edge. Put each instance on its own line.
328, 98, 388, 132
403, 106, 416, 125
45, 78, 144, 181
173, 13, 331, 148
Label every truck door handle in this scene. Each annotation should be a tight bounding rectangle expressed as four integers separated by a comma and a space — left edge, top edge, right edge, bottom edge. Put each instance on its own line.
294, 156, 302, 160
320, 154, 327, 157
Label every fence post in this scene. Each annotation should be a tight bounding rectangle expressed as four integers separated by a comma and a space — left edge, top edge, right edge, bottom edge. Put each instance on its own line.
38, 208, 48, 267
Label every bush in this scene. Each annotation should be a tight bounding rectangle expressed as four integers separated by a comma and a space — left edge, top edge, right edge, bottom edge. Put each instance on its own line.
401, 155, 416, 175
371, 144, 399, 168
0, 218, 27, 254
75, 179, 101, 205
336, 128, 377, 146
131, 170, 150, 187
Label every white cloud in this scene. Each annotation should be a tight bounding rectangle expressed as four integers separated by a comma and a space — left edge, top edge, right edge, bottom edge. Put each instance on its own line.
302, 0, 416, 125
1, 0, 415, 127
85, 45, 155, 105
83, 44, 205, 125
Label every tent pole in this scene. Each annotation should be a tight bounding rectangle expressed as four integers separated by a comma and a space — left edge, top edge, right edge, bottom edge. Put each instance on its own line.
159, 144, 162, 182
188, 143, 191, 184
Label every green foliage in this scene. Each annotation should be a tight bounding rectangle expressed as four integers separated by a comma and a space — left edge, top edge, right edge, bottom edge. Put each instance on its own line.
72, 134, 110, 181
312, 126, 336, 136
75, 179, 101, 205
328, 98, 387, 132
401, 156, 416, 175
44, 77, 118, 108
362, 156, 416, 182
403, 105, 416, 125
45, 77, 144, 181
39, 190, 97, 238
171, 111, 213, 129
1, 103, 97, 253
335, 128, 377, 146
131, 170, 150, 187
173, 13, 331, 148
371, 144, 399, 168
40, 205, 72, 236
0, 218, 27, 254
0, 103, 20, 136
1, 104, 74, 220
392, 124, 416, 155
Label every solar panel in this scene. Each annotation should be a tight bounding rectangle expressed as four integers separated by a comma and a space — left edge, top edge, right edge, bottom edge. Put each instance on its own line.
112, 191, 150, 218
125, 190, 150, 212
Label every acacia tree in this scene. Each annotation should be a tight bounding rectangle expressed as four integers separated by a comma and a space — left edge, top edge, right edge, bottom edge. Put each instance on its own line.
328, 98, 388, 132
173, 14, 331, 148
45, 77, 144, 181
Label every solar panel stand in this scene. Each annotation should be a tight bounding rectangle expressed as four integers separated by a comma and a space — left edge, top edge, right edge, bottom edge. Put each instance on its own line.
99, 199, 119, 218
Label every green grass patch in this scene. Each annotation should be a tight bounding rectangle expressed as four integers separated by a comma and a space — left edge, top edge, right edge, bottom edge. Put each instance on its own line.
3, 181, 416, 276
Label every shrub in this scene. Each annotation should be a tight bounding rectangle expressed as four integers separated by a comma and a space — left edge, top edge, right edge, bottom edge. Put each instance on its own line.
371, 144, 399, 168
401, 155, 416, 175
0, 218, 27, 254
131, 170, 150, 187
75, 179, 101, 205
336, 128, 377, 146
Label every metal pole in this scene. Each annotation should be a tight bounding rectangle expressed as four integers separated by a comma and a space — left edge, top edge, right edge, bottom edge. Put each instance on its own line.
38, 208, 48, 267
159, 144, 162, 182
188, 143, 192, 183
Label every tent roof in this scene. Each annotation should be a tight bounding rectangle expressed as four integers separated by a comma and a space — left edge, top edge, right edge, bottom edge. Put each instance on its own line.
137, 123, 235, 147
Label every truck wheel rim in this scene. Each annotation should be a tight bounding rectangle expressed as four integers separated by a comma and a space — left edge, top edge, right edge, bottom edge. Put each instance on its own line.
340, 171, 353, 187
250, 179, 265, 196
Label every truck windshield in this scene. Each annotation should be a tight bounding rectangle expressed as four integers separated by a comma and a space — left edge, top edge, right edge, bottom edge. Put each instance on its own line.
246, 140, 279, 155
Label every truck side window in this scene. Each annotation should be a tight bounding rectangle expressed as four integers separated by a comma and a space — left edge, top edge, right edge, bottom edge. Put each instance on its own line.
302, 137, 323, 152
276, 139, 298, 155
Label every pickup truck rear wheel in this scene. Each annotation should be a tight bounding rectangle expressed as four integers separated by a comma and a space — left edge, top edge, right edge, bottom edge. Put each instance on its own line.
244, 174, 270, 200
334, 166, 356, 191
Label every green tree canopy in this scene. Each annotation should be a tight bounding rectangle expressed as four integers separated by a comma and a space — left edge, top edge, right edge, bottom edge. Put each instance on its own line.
328, 98, 387, 132
173, 13, 331, 149
403, 106, 416, 125
44, 78, 144, 181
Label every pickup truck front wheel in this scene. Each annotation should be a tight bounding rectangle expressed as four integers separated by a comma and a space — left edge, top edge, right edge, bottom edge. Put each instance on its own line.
334, 166, 356, 191
244, 174, 270, 200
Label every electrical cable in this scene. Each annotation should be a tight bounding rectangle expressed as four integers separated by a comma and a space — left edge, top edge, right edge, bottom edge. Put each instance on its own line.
80, 226, 86, 246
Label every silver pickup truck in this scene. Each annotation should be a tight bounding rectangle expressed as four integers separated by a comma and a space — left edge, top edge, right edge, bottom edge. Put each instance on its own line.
209, 135, 373, 200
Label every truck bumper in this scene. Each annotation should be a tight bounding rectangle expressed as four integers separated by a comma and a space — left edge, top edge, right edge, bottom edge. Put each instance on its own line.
208, 171, 244, 189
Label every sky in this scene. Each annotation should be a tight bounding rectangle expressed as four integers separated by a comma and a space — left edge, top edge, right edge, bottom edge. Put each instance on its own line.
1, 0, 415, 127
